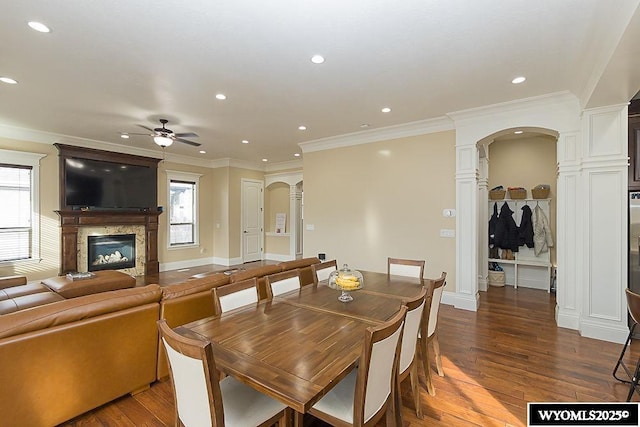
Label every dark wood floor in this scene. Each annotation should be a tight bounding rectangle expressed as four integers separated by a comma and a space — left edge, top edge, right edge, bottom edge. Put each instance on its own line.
62, 269, 640, 427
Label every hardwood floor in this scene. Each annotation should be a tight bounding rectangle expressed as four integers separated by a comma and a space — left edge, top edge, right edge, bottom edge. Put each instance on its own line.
61, 281, 640, 427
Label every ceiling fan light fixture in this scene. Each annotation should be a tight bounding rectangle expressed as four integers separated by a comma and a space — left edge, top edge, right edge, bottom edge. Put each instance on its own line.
154, 135, 173, 147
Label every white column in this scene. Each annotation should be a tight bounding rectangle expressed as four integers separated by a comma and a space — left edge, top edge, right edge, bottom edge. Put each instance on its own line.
478, 155, 489, 292
555, 131, 582, 330
455, 139, 481, 310
574, 104, 629, 343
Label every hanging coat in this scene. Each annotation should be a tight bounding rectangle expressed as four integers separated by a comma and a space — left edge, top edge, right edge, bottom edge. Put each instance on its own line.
488, 202, 498, 247
494, 202, 519, 252
518, 205, 534, 248
533, 204, 553, 256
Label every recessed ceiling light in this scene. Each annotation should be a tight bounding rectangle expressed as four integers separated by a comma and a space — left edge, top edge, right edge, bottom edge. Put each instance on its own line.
294, 153, 301, 157
381, 107, 391, 113
298, 125, 307, 131
310, 55, 325, 64
199, 150, 206, 154
242, 140, 249, 144
360, 124, 370, 128
0, 77, 18, 84
28, 21, 51, 33
262, 158, 268, 162
215, 93, 226, 100
120, 133, 130, 139
512, 76, 526, 84
514, 130, 524, 134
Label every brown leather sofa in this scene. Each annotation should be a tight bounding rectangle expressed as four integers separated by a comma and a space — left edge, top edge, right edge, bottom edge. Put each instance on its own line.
0, 284, 162, 427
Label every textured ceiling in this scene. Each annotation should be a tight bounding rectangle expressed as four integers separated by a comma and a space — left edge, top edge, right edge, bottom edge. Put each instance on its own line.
1, 1, 639, 167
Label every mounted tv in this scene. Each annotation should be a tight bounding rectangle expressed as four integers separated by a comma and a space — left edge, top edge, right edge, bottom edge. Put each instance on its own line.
64, 157, 157, 210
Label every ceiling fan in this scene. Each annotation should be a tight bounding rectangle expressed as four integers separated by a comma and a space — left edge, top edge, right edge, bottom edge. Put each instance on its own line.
129, 119, 200, 147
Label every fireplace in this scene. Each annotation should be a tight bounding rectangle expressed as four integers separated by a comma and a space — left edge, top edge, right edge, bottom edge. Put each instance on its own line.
88, 234, 136, 272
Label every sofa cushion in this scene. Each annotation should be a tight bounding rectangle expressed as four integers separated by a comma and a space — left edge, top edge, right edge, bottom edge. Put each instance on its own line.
0, 283, 51, 301
160, 273, 230, 300
42, 270, 136, 298
0, 284, 161, 339
0, 292, 65, 315
0, 275, 27, 289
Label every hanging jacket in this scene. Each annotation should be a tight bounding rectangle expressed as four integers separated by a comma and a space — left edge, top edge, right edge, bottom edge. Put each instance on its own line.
533, 204, 553, 256
494, 202, 519, 252
488, 202, 498, 247
518, 205, 534, 248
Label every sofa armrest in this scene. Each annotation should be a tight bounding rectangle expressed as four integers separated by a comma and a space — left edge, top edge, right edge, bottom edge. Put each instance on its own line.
0, 275, 27, 290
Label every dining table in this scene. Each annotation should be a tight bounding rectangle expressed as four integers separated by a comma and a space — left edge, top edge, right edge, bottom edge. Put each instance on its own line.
177, 270, 425, 426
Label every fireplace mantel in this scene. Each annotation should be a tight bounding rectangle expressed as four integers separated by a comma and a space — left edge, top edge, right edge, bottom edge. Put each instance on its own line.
56, 210, 161, 275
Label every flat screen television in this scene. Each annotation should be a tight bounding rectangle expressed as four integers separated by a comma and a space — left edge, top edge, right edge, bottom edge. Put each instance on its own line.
64, 157, 157, 210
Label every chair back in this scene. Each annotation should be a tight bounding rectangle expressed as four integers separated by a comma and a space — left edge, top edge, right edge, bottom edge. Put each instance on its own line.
212, 277, 259, 315
387, 257, 425, 279
627, 288, 640, 324
265, 269, 301, 299
354, 305, 407, 425
157, 319, 223, 427
399, 287, 427, 374
427, 272, 447, 337
311, 259, 338, 285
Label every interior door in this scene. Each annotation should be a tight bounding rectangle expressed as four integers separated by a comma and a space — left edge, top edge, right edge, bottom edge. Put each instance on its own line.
242, 179, 263, 262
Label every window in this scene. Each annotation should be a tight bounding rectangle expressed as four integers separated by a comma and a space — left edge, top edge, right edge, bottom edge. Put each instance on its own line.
0, 150, 45, 264
167, 171, 202, 248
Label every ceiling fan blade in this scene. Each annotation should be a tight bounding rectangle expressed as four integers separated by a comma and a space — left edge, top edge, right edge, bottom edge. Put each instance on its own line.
137, 124, 155, 132
126, 132, 153, 136
175, 137, 201, 147
174, 132, 199, 138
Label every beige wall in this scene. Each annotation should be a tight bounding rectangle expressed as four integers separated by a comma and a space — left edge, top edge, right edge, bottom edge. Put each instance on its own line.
0, 138, 60, 280
303, 131, 457, 289
488, 135, 557, 264
211, 167, 230, 259
265, 182, 290, 233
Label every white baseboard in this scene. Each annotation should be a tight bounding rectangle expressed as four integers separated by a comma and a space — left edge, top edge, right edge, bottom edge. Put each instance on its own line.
579, 319, 629, 344
211, 256, 243, 267
441, 290, 479, 311
160, 257, 215, 272
264, 253, 295, 262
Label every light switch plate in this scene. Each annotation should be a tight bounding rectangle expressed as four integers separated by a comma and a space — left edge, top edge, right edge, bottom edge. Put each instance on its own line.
440, 229, 455, 238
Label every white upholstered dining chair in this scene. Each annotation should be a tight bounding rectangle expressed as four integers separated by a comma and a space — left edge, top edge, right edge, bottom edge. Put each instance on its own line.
212, 277, 259, 315
157, 319, 289, 427
265, 269, 301, 299
422, 272, 447, 396
398, 286, 428, 418
308, 305, 407, 427
311, 259, 338, 285
387, 257, 425, 279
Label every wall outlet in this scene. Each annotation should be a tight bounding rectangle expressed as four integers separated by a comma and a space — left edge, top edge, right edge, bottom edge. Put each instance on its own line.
306, 224, 315, 231
440, 229, 455, 238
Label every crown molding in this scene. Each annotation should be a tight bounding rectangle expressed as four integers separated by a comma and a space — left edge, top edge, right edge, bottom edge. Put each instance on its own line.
447, 91, 579, 123
265, 159, 303, 172
299, 116, 454, 154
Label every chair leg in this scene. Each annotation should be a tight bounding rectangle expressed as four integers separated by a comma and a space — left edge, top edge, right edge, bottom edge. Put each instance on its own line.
421, 334, 435, 396
432, 333, 444, 377
409, 362, 423, 418
614, 324, 636, 383
627, 355, 640, 402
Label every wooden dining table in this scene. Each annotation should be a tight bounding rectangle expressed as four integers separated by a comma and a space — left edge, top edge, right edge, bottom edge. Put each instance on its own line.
178, 270, 425, 426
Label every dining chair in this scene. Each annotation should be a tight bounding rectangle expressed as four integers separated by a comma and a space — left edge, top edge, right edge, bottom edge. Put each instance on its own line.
422, 271, 447, 396
212, 277, 259, 315
311, 259, 338, 285
308, 305, 407, 427
613, 288, 640, 401
157, 319, 289, 427
398, 286, 428, 418
387, 257, 425, 279
265, 269, 301, 299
